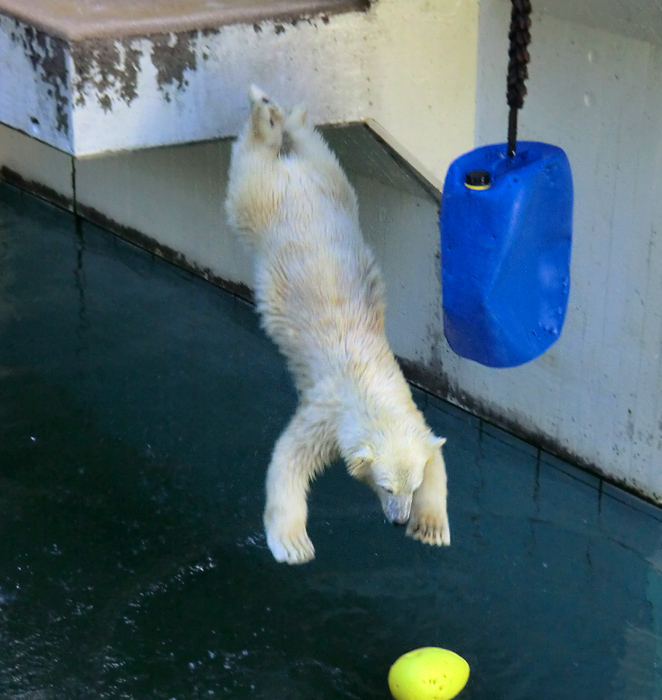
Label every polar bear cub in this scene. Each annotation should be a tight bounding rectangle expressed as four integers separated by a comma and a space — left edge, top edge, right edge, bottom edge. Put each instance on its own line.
225, 86, 451, 564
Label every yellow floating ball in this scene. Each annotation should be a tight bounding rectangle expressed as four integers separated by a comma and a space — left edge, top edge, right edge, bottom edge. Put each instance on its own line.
388, 647, 470, 700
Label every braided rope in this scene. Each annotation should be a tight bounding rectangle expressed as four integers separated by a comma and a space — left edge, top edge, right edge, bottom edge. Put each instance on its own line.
506, 0, 532, 157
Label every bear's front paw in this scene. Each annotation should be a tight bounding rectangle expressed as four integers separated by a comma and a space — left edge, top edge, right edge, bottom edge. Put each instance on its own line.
265, 522, 316, 564
406, 506, 451, 547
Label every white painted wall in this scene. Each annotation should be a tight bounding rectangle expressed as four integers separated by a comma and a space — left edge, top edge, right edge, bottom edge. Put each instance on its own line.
75, 139, 254, 289
0, 15, 72, 153
0, 0, 478, 189
434, 0, 662, 498
365, 0, 479, 189
0, 124, 73, 204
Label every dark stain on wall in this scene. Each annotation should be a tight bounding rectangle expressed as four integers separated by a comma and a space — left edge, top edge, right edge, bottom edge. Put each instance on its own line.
1, 166, 74, 212
398, 354, 662, 507
75, 202, 254, 304
151, 31, 198, 93
2, 0, 376, 141
70, 37, 143, 111
10, 22, 69, 135
2, 164, 254, 303
68, 30, 202, 111
98, 93, 112, 112
119, 39, 142, 104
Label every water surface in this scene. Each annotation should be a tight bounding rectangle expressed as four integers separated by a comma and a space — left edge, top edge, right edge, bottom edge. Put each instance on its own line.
1, 184, 661, 699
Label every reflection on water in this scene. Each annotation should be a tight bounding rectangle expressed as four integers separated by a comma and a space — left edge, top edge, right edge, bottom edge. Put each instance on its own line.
0, 213, 16, 330
0, 214, 18, 386
74, 216, 89, 361
1, 184, 662, 699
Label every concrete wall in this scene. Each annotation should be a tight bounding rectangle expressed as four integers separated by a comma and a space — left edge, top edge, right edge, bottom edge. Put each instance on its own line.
434, 0, 662, 497
0, 0, 478, 188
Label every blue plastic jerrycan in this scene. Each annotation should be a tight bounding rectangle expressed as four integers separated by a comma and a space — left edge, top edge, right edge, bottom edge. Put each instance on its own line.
440, 141, 573, 368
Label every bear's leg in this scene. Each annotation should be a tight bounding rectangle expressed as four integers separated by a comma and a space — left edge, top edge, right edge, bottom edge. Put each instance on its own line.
246, 85, 284, 153
284, 106, 331, 164
264, 401, 337, 564
406, 448, 451, 546
225, 88, 286, 241
284, 107, 357, 213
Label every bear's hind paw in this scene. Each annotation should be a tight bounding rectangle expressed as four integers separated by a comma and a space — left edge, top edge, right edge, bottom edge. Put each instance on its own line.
266, 527, 316, 565
406, 511, 451, 547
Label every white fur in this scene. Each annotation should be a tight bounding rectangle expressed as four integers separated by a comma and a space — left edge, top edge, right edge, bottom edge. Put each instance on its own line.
226, 86, 450, 564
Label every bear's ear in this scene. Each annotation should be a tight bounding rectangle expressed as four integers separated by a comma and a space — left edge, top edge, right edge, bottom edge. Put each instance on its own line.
354, 444, 374, 463
429, 435, 447, 449
347, 444, 374, 479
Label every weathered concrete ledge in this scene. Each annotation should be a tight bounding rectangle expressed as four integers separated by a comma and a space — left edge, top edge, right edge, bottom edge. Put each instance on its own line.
0, 0, 369, 41
0, 1, 369, 157
0, 0, 479, 188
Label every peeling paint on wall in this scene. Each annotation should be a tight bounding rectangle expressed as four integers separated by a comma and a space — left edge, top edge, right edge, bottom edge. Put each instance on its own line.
151, 32, 198, 96
69, 30, 201, 111
9, 22, 69, 134
68, 31, 212, 111
1, 0, 467, 175
70, 37, 143, 111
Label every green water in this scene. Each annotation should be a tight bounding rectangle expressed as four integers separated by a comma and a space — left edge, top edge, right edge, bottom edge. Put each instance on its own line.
1, 184, 662, 699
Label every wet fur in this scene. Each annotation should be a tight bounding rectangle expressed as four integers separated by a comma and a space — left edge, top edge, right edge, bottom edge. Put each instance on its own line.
225, 86, 450, 564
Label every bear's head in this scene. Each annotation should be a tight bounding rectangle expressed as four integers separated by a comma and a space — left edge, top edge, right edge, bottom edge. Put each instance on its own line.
347, 427, 446, 525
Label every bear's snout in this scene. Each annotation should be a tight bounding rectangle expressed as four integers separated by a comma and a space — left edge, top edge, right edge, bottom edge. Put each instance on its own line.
382, 493, 413, 526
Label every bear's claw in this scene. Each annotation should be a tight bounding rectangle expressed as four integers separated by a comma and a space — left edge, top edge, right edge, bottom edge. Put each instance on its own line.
406, 511, 451, 547
267, 528, 316, 564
